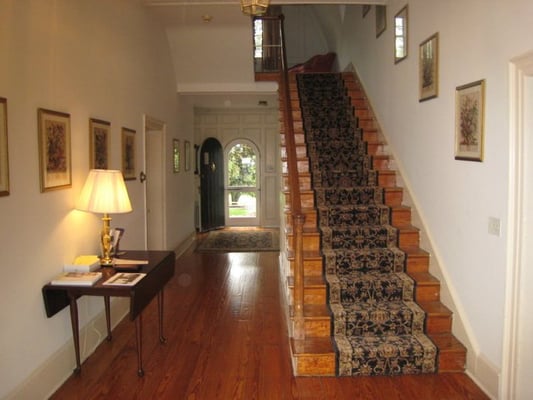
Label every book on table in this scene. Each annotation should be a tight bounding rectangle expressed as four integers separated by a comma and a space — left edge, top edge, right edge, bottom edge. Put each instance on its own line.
63, 255, 101, 272
103, 272, 146, 286
50, 271, 102, 286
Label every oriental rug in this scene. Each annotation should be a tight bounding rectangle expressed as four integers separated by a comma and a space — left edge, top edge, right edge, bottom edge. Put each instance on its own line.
196, 229, 280, 253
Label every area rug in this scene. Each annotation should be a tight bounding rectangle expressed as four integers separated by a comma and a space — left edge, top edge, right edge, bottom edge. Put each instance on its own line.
196, 229, 280, 252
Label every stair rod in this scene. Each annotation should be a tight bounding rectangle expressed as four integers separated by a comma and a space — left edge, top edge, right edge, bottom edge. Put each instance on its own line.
261, 14, 306, 340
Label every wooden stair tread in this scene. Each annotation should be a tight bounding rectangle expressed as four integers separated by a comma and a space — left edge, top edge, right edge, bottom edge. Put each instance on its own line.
288, 275, 326, 288
401, 245, 430, 257
290, 304, 330, 319
418, 301, 452, 316
409, 271, 440, 285
287, 249, 322, 260
291, 337, 335, 355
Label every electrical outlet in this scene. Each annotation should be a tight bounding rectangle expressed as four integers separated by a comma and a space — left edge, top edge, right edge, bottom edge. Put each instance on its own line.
488, 217, 501, 236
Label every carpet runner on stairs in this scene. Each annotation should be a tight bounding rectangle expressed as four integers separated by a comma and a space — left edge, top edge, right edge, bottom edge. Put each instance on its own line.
297, 73, 437, 376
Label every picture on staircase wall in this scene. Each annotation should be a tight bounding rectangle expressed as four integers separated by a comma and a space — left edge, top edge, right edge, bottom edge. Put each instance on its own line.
89, 118, 110, 170
419, 33, 439, 102
454, 79, 485, 162
121, 127, 136, 180
375, 5, 386, 38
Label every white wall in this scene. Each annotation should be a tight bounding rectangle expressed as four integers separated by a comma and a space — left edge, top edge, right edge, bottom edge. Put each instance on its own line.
0, 0, 189, 398
329, 0, 533, 396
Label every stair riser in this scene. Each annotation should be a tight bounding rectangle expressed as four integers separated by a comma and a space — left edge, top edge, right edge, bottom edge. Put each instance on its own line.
280, 145, 308, 159
378, 172, 396, 187
291, 354, 336, 376
372, 156, 390, 170
290, 259, 323, 276
392, 208, 411, 226
290, 287, 327, 305
426, 315, 453, 334
399, 230, 419, 247
384, 188, 403, 206
284, 192, 315, 208
282, 159, 310, 174
287, 234, 321, 251
405, 255, 430, 273
414, 284, 440, 302
280, 132, 306, 145
282, 175, 312, 191
285, 211, 317, 229
304, 319, 331, 337
438, 351, 466, 373
362, 129, 379, 142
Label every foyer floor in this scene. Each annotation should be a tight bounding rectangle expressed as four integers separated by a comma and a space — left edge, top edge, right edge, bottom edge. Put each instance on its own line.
50, 246, 489, 399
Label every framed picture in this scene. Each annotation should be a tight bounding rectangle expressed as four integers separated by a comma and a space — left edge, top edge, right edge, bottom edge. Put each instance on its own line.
89, 118, 110, 169
376, 5, 386, 38
394, 5, 408, 64
121, 127, 136, 180
362, 5, 371, 18
173, 139, 180, 173
0, 98, 9, 196
37, 108, 72, 192
419, 33, 439, 101
184, 140, 191, 171
455, 79, 486, 162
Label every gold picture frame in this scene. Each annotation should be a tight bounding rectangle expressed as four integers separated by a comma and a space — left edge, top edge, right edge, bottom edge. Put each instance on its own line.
121, 127, 136, 180
37, 108, 72, 192
394, 5, 408, 64
0, 97, 9, 196
455, 79, 486, 162
362, 5, 371, 18
419, 32, 439, 102
173, 139, 180, 173
89, 118, 110, 169
185, 140, 191, 171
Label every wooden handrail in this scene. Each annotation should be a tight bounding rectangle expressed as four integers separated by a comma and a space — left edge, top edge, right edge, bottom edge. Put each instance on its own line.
257, 14, 305, 340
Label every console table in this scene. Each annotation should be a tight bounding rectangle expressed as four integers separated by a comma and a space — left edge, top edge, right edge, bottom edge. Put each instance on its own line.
42, 250, 175, 376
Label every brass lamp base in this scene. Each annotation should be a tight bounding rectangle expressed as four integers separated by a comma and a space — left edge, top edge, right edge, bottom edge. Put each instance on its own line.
100, 213, 114, 266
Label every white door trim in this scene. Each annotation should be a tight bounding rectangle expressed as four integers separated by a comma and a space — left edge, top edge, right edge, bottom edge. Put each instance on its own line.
143, 114, 167, 250
502, 50, 533, 400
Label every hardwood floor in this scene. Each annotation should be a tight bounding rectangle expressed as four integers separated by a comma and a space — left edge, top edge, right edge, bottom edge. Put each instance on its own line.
50, 247, 489, 400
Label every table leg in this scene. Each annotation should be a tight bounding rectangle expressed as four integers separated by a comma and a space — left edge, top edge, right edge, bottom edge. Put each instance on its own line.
104, 296, 112, 341
158, 289, 167, 344
135, 313, 144, 377
68, 294, 81, 374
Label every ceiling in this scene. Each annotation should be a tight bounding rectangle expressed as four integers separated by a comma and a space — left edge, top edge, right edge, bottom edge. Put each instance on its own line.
143, 0, 386, 110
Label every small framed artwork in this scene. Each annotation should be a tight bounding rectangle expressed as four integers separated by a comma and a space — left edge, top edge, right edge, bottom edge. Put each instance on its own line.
0, 97, 9, 196
376, 5, 386, 38
394, 5, 408, 64
89, 118, 110, 169
173, 139, 180, 173
419, 33, 439, 102
121, 127, 136, 180
184, 140, 191, 171
455, 79, 486, 162
362, 5, 371, 18
37, 108, 72, 192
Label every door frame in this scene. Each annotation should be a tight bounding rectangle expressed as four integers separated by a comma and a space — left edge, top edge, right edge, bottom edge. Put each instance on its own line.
143, 115, 167, 250
501, 50, 533, 399
224, 138, 261, 227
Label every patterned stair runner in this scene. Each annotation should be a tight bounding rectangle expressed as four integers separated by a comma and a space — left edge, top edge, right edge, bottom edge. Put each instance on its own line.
297, 73, 437, 376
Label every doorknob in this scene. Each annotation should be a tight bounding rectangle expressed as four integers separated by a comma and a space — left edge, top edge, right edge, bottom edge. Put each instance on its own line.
140, 171, 147, 183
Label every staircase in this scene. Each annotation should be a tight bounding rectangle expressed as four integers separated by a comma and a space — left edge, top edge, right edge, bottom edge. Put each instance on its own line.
280, 71, 467, 376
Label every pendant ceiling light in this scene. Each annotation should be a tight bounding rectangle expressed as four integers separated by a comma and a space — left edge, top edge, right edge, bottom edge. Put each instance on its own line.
240, 0, 270, 16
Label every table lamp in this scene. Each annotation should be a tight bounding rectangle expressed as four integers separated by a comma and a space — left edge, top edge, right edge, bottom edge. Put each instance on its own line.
76, 169, 132, 266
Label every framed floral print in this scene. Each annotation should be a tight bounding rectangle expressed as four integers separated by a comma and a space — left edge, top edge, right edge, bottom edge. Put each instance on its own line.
0, 97, 9, 196
37, 108, 72, 192
121, 127, 136, 180
89, 118, 110, 169
419, 32, 439, 102
455, 79, 485, 162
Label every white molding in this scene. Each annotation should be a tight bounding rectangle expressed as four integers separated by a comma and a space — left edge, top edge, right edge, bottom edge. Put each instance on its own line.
501, 50, 533, 400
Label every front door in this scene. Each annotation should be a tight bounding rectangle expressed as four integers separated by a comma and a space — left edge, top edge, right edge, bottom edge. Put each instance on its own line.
200, 138, 224, 231
225, 140, 260, 226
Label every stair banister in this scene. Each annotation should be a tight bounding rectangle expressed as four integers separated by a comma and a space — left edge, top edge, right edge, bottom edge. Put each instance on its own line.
259, 14, 305, 339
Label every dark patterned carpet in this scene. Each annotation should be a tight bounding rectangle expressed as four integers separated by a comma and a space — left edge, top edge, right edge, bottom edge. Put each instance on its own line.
196, 229, 280, 252
297, 73, 437, 376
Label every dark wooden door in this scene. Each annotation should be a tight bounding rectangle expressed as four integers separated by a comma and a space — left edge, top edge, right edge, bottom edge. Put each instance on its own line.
200, 138, 224, 231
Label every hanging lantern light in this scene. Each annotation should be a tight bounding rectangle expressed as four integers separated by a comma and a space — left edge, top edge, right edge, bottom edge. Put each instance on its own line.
240, 0, 270, 16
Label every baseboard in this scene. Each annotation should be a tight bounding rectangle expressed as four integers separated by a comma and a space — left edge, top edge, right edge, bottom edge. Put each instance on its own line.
5, 298, 129, 400
172, 231, 197, 258
466, 353, 499, 399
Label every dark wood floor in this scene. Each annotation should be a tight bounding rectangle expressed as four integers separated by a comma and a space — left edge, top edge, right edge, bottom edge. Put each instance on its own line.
50, 247, 489, 399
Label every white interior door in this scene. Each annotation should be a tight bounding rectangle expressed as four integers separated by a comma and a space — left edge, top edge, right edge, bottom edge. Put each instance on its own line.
144, 116, 166, 250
